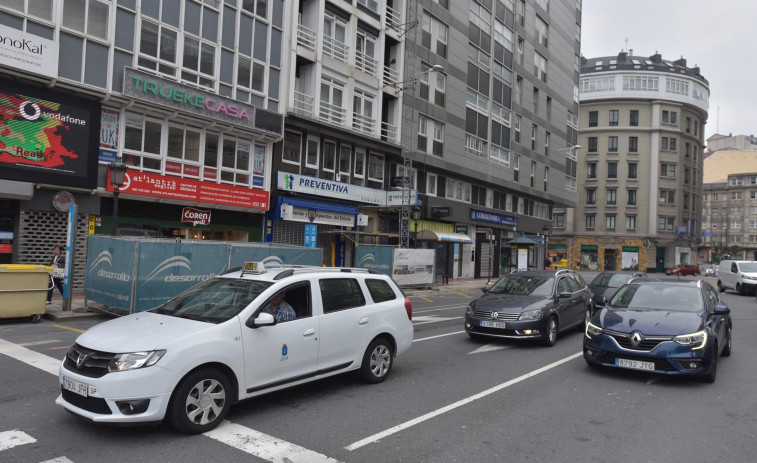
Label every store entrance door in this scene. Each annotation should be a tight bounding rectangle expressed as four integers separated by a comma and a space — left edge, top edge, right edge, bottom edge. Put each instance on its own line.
604, 249, 617, 271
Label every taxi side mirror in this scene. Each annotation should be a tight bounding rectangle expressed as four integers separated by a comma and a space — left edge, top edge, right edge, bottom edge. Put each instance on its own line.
249, 312, 276, 328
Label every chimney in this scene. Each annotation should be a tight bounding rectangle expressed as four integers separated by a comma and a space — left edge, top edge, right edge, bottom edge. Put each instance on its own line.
618, 50, 627, 62
650, 53, 662, 63
673, 57, 687, 67
629, 48, 633, 56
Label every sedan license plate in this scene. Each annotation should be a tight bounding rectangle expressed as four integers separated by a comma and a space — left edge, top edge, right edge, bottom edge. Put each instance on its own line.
615, 358, 655, 371
63, 376, 89, 397
480, 320, 506, 329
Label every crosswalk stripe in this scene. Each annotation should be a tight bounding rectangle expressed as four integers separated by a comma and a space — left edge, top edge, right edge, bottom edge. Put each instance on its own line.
204, 420, 342, 463
0, 340, 59, 349
0, 430, 36, 451
39, 457, 74, 463
0, 339, 62, 376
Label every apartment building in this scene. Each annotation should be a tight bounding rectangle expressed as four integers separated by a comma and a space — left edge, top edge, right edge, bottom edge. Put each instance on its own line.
552, 51, 709, 272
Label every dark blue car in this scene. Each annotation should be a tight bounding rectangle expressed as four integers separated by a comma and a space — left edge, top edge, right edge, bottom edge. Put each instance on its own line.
584, 279, 732, 382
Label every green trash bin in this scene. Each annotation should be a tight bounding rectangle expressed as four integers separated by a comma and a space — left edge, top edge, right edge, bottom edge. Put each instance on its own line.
0, 264, 54, 323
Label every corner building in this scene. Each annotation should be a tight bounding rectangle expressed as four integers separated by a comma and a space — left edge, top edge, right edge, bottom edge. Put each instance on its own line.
552, 52, 709, 272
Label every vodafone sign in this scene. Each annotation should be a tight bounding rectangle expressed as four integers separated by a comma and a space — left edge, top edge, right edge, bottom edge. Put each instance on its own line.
182, 207, 211, 226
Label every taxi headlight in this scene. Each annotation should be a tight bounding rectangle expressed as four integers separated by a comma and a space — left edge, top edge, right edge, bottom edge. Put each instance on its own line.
673, 331, 707, 350
108, 350, 166, 372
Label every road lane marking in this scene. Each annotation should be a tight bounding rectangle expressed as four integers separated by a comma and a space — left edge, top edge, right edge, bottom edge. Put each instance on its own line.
0, 339, 342, 463
0, 338, 62, 376
204, 420, 341, 463
416, 296, 433, 302
414, 305, 466, 313
344, 352, 583, 451
39, 457, 74, 463
468, 343, 511, 354
0, 340, 59, 349
414, 331, 465, 343
412, 316, 462, 326
456, 292, 473, 298
51, 325, 85, 333
0, 430, 36, 451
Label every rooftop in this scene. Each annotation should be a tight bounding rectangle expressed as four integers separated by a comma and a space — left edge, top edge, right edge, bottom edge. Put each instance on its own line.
581, 51, 708, 85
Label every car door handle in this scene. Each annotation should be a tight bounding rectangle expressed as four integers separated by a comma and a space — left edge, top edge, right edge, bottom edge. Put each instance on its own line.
303, 329, 315, 336
359, 318, 369, 325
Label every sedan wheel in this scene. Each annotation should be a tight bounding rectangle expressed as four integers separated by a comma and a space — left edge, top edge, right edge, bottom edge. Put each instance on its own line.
737, 283, 743, 295
703, 347, 718, 383
541, 316, 557, 347
168, 368, 231, 434
718, 281, 725, 292
722, 326, 732, 357
361, 337, 393, 384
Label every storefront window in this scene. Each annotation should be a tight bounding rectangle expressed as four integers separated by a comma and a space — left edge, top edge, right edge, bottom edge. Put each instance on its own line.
580, 245, 598, 270
621, 247, 639, 270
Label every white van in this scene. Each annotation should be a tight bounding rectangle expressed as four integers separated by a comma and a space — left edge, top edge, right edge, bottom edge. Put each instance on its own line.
717, 260, 757, 294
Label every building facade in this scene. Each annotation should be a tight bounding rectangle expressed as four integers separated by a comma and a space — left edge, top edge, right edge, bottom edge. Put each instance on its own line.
552, 51, 709, 273
1, 0, 582, 282
702, 173, 757, 262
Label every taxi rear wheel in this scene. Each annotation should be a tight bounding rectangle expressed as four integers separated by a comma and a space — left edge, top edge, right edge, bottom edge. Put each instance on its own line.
361, 337, 393, 384
168, 368, 232, 434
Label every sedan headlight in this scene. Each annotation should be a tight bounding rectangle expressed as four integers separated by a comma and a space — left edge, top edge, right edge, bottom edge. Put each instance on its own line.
465, 304, 474, 316
673, 331, 707, 350
519, 309, 543, 320
108, 350, 166, 372
585, 321, 603, 338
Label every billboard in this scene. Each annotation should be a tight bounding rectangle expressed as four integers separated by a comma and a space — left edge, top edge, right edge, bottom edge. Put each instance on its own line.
0, 79, 100, 188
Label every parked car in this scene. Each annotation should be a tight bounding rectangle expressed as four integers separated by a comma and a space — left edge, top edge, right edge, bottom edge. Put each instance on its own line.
57, 263, 414, 433
717, 260, 757, 295
665, 264, 699, 276
584, 279, 732, 383
464, 269, 593, 346
704, 266, 717, 277
588, 271, 646, 314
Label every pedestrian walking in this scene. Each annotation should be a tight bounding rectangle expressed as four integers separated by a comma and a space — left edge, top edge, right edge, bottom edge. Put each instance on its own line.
544, 257, 552, 271
47, 244, 65, 304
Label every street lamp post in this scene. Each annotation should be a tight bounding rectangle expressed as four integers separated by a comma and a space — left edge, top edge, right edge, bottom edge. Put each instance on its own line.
109, 159, 128, 236
542, 225, 550, 269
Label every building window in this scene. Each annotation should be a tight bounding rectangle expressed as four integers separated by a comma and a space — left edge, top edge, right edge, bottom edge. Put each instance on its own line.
531, 124, 537, 150
355, 28, 378, 76
658, 216, 674, 231
586, 188, 596, 205
322, 140, 336, 174
659, 190, 675, 204
627, 189, 637, 205
305, 136, 319, 169
609, 110, 619, 126
514, 114, 521, 143
446, 178, 472, 203
629, 136, 638, 153
686, 117, 691, 133
368, 153, 384, 183
513, 154, 520, 182
353, 149, 365, 181
586, 214, 595, 228
554, 214, 564, 228
628, 162, 637, 179
606, 215, 616, 230
607, 189, 616, 205
320, 76, 346, 124
426, 173, 437, 196
517, 37, 524, 65
630, 110, 639, 126
587, 162, 597, 178
422, 12, 448, 58
139, 19, 178, 77
607, 162, 617, 178
565, 148, 577, 190
420, 62, 446, 107
626, 215, 636, 230
123, 113, 163, 171
533, 52, 548, 82
535, 15, 548, 46
338, 145, 351, 182
181, 35, 217, 89
588, 137, 598, 153
352, 89, 376, 135
418, 115, 445, 156
323, 11, 348, 62
608, 136, 618, 152
62, 0, 109, 41
588, 111, 598, 127
661, 163, 676, 177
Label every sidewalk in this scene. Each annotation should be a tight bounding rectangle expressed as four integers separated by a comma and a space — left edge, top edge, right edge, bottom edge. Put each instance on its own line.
44, 289, 107, 322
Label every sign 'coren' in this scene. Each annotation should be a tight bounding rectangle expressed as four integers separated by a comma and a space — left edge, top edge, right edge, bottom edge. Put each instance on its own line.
181, 207, 211, 226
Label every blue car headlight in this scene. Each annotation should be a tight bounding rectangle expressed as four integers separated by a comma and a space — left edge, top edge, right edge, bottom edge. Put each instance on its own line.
673, 331, 707, 350
519, 309, 543, 320
585, 321, 603, 339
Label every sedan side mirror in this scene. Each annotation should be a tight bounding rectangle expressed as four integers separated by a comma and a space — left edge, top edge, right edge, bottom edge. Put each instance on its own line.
481, 287, 489, 293
249, 312, 276, 328
595, 296, 607, 307
714, 305, 730, 315
558, 291, 572, 298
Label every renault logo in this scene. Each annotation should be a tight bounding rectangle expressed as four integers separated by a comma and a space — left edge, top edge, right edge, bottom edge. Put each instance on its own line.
629, 331, 643, 347
492, 312, 499, 319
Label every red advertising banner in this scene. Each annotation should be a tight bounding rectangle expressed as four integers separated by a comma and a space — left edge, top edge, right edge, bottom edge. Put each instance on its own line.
106, 169, 269, 210
0, 243, 12, 254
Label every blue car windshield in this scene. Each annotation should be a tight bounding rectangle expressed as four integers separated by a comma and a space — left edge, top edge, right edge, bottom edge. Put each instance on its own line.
489, 276, 554, 296
610, 284, 703, 312
151, 278, 273, 323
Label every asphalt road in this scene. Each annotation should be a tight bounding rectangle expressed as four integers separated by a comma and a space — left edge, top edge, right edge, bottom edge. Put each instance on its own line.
1, 279, 755, 463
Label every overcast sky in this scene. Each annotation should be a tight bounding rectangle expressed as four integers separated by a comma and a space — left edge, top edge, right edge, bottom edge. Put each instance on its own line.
580, 0, 757, 142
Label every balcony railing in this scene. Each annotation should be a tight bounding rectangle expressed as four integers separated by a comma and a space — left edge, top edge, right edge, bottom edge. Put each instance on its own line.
293, 91, 314, 117
465, 134, 488, 158
355, 50, 378, 77
386, 4, 401, 30
319, 101, 345, 125
352, 113, 376, 135
383, 66, 399, 88
357, 0, 379, 13
381, 121, 398, 143
323, 36, 349, 63
297, 24, 317, 52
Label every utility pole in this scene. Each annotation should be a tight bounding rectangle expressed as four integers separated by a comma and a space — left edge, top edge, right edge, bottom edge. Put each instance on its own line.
398, 1, 418, 249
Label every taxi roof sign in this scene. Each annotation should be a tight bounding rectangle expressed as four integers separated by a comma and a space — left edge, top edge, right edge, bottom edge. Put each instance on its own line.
242, 261, 266, 275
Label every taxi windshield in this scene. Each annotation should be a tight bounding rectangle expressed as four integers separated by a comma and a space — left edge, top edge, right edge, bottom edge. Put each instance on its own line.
151, 278, 273, 323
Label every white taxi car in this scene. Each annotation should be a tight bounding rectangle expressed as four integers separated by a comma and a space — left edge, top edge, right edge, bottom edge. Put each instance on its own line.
56, 263, 413, 433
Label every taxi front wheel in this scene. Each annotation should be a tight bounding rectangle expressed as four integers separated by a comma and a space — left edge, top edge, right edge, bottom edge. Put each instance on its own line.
168, 368, 232, 434
361, 337, 393, 384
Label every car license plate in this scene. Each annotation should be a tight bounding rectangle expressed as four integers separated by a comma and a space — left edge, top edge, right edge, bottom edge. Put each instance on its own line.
63, 376, 89, 397
615, 358, 655, 371
480, 320, 506, 329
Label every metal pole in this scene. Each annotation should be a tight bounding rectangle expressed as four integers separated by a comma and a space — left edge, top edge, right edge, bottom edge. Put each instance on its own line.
112, 187, 119, 236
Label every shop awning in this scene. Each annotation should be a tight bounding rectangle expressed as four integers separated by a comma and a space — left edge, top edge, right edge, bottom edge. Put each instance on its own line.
506, 236, 542, 245
416, 230, 473, 243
